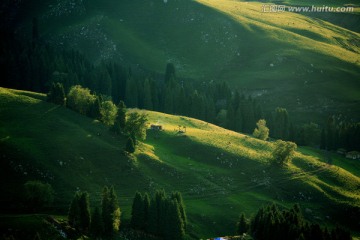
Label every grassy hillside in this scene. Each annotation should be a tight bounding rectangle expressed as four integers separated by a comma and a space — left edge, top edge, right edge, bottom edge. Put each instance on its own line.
1, 87, 359, 238
15, 0, 360, 123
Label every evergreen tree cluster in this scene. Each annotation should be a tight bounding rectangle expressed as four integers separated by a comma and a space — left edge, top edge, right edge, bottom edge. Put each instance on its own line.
242, 203, 352, 240
130, 189, 187, 240
67, 186, 120, 238
320, 116, 360, 152
68, 191, 91, 233
47, 82, 65, 105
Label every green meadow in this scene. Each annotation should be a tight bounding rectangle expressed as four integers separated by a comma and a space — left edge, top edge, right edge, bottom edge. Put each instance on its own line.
1, 87, 359, 238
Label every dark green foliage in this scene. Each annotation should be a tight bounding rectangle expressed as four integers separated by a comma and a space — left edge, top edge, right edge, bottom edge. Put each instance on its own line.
23, 181, 54, 212
125, 137, 136, 153
125, 76, 138, 108
79, 192, 91, 232
171, 191, 187, 230
68, 191, 91, 232
237, 213, 249, 235
68, 192, 81, 229
88, 97, 101, 120
164, 200, 185, 240
273, 107, 289, 140
271, 140, 297, 165
298, 122, 321, 147
32, 17, 39, 48
132, 190, 186, 239
248, 203, 351, 240
90, 207, 103, 238
112, 100, 127, 134
125, 112, 148, 142
131, 192, 145, 229
143, 192, 150, 230
47, 82, 65, 106
320, 117, 360, 152
101, 186, 121, 235
165, 63, 176, 83
226, 104, 235, 130
143, 79, 153, 110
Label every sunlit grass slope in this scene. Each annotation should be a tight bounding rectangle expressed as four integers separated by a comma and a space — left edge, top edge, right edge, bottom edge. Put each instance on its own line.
1, 88, 359, 238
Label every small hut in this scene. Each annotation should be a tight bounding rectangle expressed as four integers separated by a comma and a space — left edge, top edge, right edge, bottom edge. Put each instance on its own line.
150, 124, 163, 131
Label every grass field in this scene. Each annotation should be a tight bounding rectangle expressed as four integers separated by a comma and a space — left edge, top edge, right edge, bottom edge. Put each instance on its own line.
1, 87, 359, 238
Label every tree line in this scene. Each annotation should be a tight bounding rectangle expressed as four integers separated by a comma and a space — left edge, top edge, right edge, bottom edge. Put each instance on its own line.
237, 203, 351, 240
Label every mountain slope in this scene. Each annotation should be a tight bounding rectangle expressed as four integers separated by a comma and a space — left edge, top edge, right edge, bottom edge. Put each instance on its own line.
14, 0, 360, 123
1, 87, 359, 238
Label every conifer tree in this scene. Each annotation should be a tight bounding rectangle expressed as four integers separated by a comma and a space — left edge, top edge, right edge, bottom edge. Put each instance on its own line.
143, 192, 150, 230
90, 206, 103, 238
112, 100, 127, 134
143, 79, 153, 110
147, 197, 157, 234
88, 97, 101, 120
131, 191, 145, 229
164, 200, 185, 240
79, 192, 91, 232
68, 192, 81, 229
237, 213, 249, 235
226, 104, 236, 130
165, 63, 176, 84
171, 191, 187, 229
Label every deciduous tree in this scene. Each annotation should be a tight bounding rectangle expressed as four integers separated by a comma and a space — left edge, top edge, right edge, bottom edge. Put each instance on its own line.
253, 119, 269, 141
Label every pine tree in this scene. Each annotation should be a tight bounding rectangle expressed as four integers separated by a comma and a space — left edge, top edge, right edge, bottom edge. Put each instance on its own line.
171, 191, 187, 230
131, 191, 145, 230
156, 189, 166, 235
101, 186, 111, 235
79, 192, 91, 232
147, 197, 157, 234
109, 186, 121, 232
165, 200, 185, 240
125, 77, 138, 108
68, 192, 81, 229
47, 82, 65, 106
274, 107, 289, 140
235, 108, 243, 132
237, 213, 249, 235
112, 100, 127, 134
90, 206, 103, 238
143, 192, 150, 230
125, 137, 135, 153
88, 97, 101, 120
226, 104, 236, 130
143, 79, 153, 110
165, 63, 176, 84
